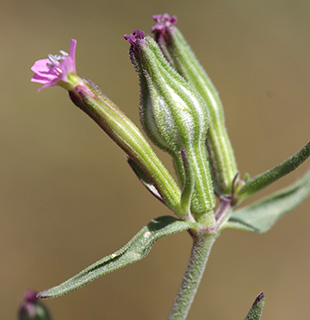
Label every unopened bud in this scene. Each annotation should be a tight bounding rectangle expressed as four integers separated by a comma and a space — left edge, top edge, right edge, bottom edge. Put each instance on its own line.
125, 30, 215, 223
18, 290, 52, 320
152, 14, 238, 195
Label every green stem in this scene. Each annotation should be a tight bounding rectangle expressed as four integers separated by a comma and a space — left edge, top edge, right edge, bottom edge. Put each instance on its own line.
168, 232, 218, 320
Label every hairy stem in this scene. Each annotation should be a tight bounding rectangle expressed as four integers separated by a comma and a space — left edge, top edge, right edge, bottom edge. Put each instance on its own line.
168, 232, 218, 320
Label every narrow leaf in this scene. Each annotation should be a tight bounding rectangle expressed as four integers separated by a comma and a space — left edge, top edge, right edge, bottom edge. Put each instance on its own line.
38, 216, 195, 298
236, 142, 310, 203
222, 220, 256, 233
244, 292, 265, 320
226, 171, 310, 233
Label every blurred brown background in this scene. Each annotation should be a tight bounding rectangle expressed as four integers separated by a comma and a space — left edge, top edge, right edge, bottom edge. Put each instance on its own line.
1, 0, 309, 319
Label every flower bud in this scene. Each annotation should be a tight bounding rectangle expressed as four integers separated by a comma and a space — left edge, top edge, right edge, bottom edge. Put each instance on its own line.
18, 290, 52, 320
152, 14, 238, 195
125, 30, 215, 223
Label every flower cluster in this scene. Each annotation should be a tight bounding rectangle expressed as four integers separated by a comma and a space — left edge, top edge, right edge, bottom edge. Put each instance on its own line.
30, 13, 310, 320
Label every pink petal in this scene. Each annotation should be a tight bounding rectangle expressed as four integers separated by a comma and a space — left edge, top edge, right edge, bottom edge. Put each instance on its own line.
31, 73, 56, 84
37, 79, 59, 92
31, 58, 59, 84
69, 39, 77, 73
60, 57, 75, 81
31, 59, 51, 74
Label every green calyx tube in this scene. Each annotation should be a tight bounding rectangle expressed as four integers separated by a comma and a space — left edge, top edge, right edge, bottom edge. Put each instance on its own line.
125, 30, 215, 225
152, 14, 238, 195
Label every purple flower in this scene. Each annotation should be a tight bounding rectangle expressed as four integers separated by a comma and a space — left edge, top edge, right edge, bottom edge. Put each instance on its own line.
124, 29, 148, 48
31, 39, 77, 91
151, 14, 177, 35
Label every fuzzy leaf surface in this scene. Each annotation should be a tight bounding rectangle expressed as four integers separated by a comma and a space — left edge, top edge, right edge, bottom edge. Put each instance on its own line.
226, 171, 310, 233
38, 216, 195, 298
236, 142, 310, 203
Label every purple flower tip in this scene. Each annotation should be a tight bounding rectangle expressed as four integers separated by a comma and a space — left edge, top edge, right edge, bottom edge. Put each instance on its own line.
31, 39, 77, 92
151, 13, 177, 35
24, 290, 37, 303
124, 29, 147, 47
253, 292, 265, 307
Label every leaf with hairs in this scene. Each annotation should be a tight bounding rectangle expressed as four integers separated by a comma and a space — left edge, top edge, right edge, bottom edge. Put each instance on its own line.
38, 216, 195, 298
225, 171, 310, 233
236, 142, 310, 204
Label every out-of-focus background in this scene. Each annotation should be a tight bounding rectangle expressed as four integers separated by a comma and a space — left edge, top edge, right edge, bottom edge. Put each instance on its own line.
1, 0, 309, 319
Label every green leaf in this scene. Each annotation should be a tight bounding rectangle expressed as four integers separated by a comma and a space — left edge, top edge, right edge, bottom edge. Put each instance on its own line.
222, 220, 256, 233
226, 171, 310, 233
236, 142, 310, 203
244, 292, 265, 320
38, 216, 195, 298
